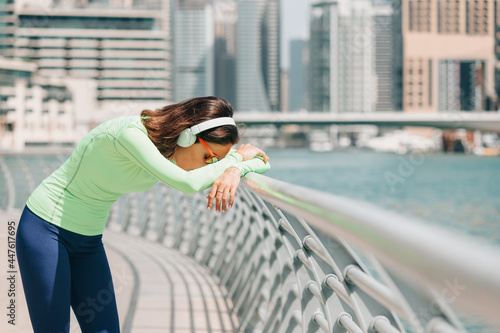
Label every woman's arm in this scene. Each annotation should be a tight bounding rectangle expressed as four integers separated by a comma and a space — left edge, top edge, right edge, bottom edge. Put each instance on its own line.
114, 125, 244, 194
206, 153, 271, 212
231, 155, 271, 176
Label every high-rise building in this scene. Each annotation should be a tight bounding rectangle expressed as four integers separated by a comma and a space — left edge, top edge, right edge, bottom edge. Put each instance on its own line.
213, 0, 237, 107
0, 0, 15, 58
12, 2, 171, 114
280, 69, 289, 112
372, 3, 403, 111
171, 0, 214, 102
308, 1, 332, 112
289, 39, 307, 111
236, 0, 281, 112
0, 57, 93, 150
308, 0, 373, 113
495, 3, 500, 108
400, 0, 497, 112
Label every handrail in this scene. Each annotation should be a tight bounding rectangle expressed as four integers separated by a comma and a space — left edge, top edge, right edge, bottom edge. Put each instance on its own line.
243, 173, 500, 327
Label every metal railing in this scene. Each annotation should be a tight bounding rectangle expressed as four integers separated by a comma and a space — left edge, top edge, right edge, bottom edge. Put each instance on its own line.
2, 154, 500, 332
105, 173, 500, 332
241, 174, 500, 331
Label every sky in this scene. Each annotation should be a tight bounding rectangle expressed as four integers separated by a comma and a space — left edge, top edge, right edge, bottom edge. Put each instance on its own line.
281, 0, 311, 69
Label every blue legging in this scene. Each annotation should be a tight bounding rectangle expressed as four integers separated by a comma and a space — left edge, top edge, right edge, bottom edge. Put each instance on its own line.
16, 205, 120, 333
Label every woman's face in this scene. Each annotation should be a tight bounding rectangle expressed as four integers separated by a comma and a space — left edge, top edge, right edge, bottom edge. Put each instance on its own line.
171, 141, 233, 171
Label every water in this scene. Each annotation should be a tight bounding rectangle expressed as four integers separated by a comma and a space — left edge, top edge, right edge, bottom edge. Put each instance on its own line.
265, 147, 500, 246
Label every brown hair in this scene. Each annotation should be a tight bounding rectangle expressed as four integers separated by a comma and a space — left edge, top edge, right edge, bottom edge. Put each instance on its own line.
140, 96, 240, 158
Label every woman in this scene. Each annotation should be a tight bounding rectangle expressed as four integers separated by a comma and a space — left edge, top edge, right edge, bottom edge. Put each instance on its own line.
15, 96, 270, 332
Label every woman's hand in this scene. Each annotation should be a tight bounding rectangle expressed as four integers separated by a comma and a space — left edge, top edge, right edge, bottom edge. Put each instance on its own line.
236, 144, 270, 163
207, 167, 241, 213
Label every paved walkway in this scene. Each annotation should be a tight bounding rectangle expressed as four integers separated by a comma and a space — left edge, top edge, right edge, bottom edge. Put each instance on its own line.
0, 209, 238, 333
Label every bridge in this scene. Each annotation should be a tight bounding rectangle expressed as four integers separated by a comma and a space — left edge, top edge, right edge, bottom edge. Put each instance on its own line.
233, 112, 500, 133
1, 153, 500, 333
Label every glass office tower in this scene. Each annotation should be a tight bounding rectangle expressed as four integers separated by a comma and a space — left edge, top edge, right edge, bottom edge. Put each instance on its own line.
172, 0, 214, 102
236, 0, 281, 112
308, 0, 373, 113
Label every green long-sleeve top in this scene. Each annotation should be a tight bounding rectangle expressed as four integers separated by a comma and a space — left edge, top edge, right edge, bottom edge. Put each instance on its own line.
26, 115, 270, 236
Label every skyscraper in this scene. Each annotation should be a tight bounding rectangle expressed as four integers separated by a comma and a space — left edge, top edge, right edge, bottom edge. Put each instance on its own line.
495, 4, 500, 109
308, 0, 373, 113
236, 0, 281, 112
213, 0, 237, 107
11, 1, 172, 113
372, 2, 403, 111
0, 0, 15, 58
400, 0, 497, 112
289, 39, 307, 111
0, 57, 95, 150
171, 0, 214, 102
308, 1, 332, 112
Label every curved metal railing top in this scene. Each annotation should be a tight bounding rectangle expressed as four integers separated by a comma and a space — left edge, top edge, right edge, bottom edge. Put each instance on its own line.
242, 173, 500, 329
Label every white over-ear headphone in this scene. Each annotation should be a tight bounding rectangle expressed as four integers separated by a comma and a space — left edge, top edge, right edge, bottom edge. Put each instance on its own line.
177, 117, 236, 147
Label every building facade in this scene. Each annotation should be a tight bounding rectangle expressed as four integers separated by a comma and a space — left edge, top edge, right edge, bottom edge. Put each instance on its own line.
0, 57, 93, 151
400, 0, 498, 112
289, 39, 307, 112
213, 0, 237, 107
236, 0, 280, 112
12, 3, 171, 115
172, 0, 214, 102
308, 0, 374, 113
0, 0, 15, 57
372, 3, 403, 112
308, 1, 333, 112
